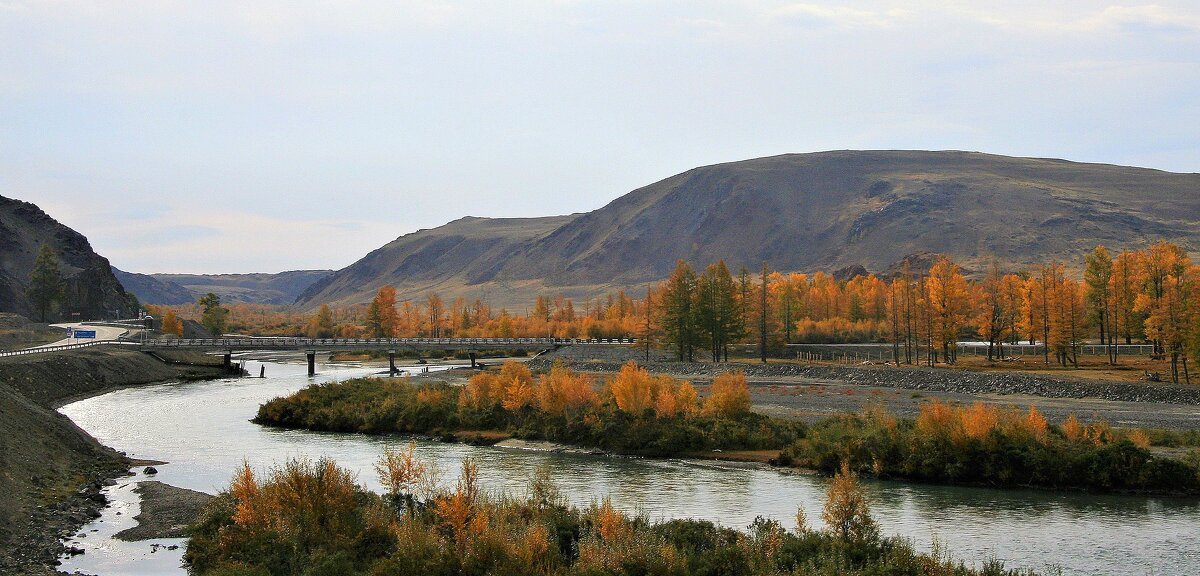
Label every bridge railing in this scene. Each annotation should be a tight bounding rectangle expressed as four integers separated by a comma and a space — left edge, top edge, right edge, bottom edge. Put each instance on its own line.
140, 336, 638, 349
2, 336, 639, 356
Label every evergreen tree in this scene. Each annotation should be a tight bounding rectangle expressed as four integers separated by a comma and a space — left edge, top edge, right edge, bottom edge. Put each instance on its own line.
661, 260, 699, 361
1084, 245, 1114, 360
696, 261, 738, 362
27, 244, 64, 322
198, 293, 228, 336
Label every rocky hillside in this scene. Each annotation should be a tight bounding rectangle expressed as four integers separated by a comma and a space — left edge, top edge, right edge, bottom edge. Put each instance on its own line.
298, 215, 576, 307
115, 269, 333, 305
0, 195, 139, 320
111, 268, 195, 305
297, 151, 1200, 309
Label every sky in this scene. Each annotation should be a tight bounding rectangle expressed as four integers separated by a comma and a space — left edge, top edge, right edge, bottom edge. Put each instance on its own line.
2, 1, 1198, 274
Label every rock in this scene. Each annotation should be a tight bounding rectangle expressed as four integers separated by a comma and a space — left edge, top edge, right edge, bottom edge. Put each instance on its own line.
143, 466, 158, 475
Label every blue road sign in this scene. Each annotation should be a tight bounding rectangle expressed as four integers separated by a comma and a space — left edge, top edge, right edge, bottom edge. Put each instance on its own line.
73, 330, 97, 339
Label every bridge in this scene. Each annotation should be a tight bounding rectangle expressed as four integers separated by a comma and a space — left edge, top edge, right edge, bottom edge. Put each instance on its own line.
150, 336, 636, 375
0, 336, 636, 376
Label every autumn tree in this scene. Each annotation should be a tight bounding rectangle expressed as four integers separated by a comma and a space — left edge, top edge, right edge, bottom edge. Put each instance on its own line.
427, 292, 445, 337
977, 262, 1011, 361
1110, 250, 1144, 345
376, 441, 429, 510
499, 361, 535, 411
536, 363, 595, 416
365, 286, 398, 337
890, 263, 918, 364
821, 460, 878, 544
1138, 241, 1189, 355
702, 371, 751, 419
160, 309, 184, 336
1144, 272, 1192, 383
27, 244, 64, 322
1025, 265, 1058, 364
1044, 272, 1086, 367
610, 361, 654, 415
306, 304, 336, 338
926, 256, 970, 363
758, 262, 770, 364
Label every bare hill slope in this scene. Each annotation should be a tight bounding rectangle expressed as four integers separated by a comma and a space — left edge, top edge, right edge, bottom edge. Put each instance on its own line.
298, 151, 1200, 309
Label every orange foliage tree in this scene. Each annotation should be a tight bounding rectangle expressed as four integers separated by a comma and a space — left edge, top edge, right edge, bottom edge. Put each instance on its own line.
702, 371, 751, 419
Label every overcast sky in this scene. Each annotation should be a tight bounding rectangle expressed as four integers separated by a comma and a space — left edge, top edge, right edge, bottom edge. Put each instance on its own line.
2, 1, 1198, 274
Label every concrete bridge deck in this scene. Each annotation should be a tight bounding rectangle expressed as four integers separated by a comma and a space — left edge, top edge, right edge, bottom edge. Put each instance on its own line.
144, 336, 637, 376
141, 336, 635, 351
2, 336, 636, 376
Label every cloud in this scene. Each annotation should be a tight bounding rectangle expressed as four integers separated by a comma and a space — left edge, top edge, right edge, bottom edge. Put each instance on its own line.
965, 3, 1200, 36
1079, 5, 1200, 34
772, 3, 910, 29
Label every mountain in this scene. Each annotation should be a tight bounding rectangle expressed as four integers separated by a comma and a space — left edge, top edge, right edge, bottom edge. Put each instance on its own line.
296, 150, 1200, 309
114, 270, 334, 306
298, 216, 576, 308
111, 268, 195, 305
0, 196, 139, 320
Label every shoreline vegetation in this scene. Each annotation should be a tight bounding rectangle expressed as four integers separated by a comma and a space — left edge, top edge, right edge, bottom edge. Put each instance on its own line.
185, 449, 1044, 576
254, 361, 1200, 496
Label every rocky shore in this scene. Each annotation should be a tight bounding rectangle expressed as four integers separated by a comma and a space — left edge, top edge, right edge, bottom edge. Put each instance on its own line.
0, 348, 226, 575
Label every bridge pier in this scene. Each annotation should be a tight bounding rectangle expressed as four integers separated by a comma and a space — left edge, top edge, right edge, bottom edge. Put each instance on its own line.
306, 351, 316, 377
388, 350, 397, 376
469, 352, 477, 368
222, 352, 232, 372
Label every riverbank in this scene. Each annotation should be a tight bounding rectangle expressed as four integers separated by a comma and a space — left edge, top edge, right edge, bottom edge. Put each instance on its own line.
536, 347, 1200, 431
535, 346, 1200, 404
0, 348, 227, 575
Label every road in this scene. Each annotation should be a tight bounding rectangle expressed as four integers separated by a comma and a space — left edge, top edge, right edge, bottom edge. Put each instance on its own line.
40, 323, 131, 348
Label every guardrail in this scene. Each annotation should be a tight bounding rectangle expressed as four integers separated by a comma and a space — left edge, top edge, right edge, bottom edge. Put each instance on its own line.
0, 340, 135, 358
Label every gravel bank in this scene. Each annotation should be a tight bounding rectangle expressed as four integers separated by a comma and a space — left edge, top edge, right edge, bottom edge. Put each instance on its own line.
115, 481, 214, 541
534, 346, 1200, 405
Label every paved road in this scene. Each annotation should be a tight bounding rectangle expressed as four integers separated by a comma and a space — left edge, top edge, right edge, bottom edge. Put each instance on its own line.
40, 323, 130, 348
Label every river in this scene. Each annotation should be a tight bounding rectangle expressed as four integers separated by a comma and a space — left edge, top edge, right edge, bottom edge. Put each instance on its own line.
57, 359, 1199, 575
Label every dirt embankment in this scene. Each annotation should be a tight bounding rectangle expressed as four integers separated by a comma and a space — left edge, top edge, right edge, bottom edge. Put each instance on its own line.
0, 348, 226, 575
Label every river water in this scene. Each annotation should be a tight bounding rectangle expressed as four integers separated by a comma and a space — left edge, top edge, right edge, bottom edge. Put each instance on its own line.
58, 360, 1199, 575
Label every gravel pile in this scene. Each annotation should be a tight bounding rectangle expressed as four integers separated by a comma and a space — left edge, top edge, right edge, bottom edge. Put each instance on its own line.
534, 346, 1200, 405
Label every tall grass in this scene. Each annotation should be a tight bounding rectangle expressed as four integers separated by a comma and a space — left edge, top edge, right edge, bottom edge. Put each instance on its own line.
185, 450, 1044, 576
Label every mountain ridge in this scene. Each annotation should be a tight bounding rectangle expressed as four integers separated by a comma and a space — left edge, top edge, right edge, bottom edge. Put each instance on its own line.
114, 269, 334, 305
297, 150, 1199, 309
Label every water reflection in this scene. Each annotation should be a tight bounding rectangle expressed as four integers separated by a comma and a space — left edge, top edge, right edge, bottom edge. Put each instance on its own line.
59, 360, 1200, 576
